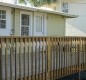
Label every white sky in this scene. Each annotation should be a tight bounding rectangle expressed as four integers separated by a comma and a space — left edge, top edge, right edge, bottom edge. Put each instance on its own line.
0, 0, 15, 3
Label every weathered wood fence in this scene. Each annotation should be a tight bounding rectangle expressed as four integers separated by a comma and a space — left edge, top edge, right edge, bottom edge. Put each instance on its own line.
0, 36, 86, 80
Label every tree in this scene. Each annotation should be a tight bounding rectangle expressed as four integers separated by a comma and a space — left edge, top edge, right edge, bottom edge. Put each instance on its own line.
19, 0, 57, 6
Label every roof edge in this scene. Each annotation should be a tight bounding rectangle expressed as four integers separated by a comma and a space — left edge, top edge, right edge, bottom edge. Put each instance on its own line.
0, 2, 78, 18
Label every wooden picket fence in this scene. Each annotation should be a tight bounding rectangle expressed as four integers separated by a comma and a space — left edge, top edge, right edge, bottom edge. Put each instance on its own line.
0, 36, 86, 80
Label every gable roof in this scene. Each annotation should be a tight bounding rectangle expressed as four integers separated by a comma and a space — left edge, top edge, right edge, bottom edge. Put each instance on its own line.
0, 2, 78, 18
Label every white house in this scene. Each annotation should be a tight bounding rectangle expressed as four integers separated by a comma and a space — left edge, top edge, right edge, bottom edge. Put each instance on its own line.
56, 0, 86, 36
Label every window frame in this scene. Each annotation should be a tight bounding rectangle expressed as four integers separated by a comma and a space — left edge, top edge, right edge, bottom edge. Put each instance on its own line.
20, 11, 32, 36
0, 6, 11, 36
62, 3, 68, 13
35, 15, 43, 32
0, 10, 6, 29
34, 12, 47, 36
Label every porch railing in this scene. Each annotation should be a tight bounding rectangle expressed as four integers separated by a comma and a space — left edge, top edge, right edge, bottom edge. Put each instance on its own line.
0, 36, 86, 80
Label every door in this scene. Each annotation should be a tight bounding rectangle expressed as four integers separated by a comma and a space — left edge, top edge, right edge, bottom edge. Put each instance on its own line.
20, 11, 32, 36
34, 13, 46, 36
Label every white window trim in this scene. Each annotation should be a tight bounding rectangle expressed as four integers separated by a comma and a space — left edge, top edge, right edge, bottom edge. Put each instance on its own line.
20, 11, 32, 36
34, 12, 47, 36
0, 6, 11, 36
0, 10, 6, 29
62, 3, 68, 13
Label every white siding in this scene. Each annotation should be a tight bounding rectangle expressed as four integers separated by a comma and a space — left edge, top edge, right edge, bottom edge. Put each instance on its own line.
66, 3, 86, 36
56, 0, 86, 36
47, 14, 65, 36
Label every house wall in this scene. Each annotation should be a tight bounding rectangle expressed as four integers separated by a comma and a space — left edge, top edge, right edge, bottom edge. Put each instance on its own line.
14, 9, 66, 36
47, 14, 65, 36
14, 9, 20, 36
66, 3, 86, 36
56, 0, 86, 36
0, 5, 66, 36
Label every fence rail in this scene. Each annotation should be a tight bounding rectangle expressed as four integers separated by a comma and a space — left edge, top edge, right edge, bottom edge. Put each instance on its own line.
0, 36, 86, 80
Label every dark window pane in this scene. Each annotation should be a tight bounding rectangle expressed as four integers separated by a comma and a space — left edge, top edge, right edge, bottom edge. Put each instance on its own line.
21, 26, 29, 36
1, 24, 6, 28
0, 10, 1, 14
0, 15, 1, 18
21, 14, 29, 26
2, 10, 6, 15
62, 9, 68, 13
1, 20, 6, 24
0, 20, 6, 28
62, 3, 68, 13
0, 10, 6, 29
0, 20, 1, 28
2, 15, 6, 19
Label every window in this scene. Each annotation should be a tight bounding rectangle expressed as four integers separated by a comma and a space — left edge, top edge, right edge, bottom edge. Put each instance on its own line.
62, 3, 68, 13
36, 16, 43, 32
21, 14, 29, 36
0, 10, 6, 28
34, 13, 46, 36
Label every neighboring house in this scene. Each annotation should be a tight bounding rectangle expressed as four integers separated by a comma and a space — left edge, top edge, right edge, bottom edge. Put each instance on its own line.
56, 0, 86, 36
0, 1, 76, 36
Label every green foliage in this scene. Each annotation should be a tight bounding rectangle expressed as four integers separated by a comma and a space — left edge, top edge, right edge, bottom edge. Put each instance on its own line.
19, 0, 24, 3
19, 0, 57, 6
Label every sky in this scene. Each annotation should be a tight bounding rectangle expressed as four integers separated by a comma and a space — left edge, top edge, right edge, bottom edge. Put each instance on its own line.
0, 0, 15, 3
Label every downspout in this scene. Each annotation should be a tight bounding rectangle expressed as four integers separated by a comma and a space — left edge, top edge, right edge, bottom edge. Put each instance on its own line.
10, 8, 15, 36
11, 8, 15, 36
13, 0, 17, 35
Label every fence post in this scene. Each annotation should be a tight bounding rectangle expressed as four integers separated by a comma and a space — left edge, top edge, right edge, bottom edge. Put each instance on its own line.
47, 37, 51, 80
0, 38, 2, 80
79, 38, 82, 80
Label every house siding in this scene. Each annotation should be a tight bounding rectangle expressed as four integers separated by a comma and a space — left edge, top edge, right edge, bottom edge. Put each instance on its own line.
66, 3, 86, 36
56, 0, 86, 36
47, 14, 65, 36
14, 9, 20, 36
14, 9, 66, 36
62, 0, 86, 36
0, 6, 66, 36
